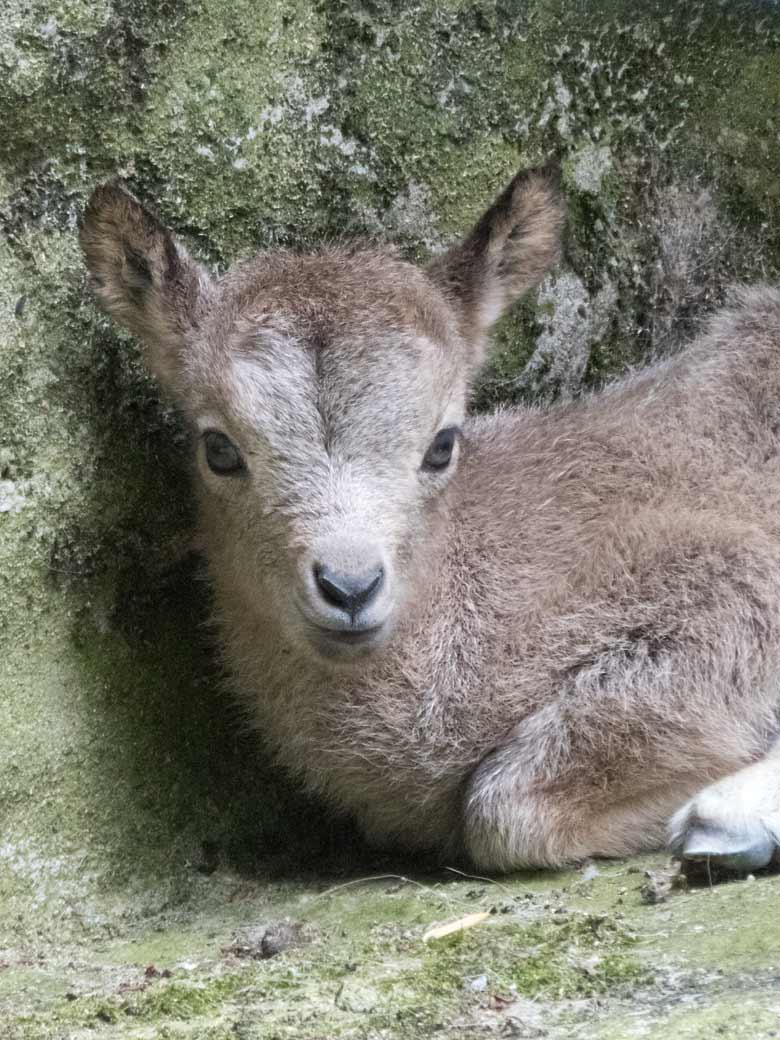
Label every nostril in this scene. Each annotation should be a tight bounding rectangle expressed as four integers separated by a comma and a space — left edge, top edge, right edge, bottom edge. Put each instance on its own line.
314, 564, 384, 617
314, 566, 349, 609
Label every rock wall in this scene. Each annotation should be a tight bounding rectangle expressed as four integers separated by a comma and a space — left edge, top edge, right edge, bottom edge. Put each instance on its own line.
2, 2, 780, 1030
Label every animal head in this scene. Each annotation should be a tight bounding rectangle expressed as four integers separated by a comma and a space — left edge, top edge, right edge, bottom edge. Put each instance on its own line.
81, 167, 563, 664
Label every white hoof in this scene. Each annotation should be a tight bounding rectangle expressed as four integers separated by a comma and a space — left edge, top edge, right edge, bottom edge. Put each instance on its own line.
668, 758, 780, 873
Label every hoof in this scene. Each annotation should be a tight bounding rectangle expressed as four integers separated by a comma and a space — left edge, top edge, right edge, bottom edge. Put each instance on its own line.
669, 758, 780, 878
680, 823, 776, 872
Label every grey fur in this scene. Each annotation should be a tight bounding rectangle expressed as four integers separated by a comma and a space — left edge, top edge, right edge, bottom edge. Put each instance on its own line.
81, 169, 780, 871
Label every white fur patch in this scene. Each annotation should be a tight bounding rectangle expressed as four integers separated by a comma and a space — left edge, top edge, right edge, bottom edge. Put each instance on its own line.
669, 745, 780, 867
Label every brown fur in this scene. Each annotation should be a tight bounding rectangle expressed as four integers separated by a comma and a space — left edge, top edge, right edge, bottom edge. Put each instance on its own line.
81, 168, 780, 871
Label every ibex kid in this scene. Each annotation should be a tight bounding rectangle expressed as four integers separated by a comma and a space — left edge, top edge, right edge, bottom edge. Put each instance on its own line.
81, 167, 780, 873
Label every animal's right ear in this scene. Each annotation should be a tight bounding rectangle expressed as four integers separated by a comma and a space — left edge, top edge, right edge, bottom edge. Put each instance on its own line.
80, 182, 214, 387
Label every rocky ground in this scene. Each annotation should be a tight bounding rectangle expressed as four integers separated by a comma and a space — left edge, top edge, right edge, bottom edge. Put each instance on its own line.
6, 854, 780, 1038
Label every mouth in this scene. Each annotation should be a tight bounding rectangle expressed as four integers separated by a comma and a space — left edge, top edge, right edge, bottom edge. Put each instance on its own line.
319, 624, 384, 644
306, 620, 389, 658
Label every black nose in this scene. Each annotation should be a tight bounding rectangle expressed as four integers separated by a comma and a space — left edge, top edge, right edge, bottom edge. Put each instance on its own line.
314, 564, 384, 617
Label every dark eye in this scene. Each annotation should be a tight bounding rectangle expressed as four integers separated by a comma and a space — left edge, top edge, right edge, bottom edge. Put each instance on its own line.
422, 426, 459, 472
204, 431, 245, 475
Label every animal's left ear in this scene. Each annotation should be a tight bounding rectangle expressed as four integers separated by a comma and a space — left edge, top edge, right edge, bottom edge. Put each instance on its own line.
80, 181, 214, 387
427, 164, 564, 357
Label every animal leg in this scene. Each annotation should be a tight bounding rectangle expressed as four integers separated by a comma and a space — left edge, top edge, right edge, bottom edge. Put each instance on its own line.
668, 739, 780, 872
461, 723, 683, 871
462, 523, 780, 873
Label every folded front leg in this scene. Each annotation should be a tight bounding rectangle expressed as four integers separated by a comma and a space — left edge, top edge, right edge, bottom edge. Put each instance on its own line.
462, 717, 683, 871
669, 739, 780, 872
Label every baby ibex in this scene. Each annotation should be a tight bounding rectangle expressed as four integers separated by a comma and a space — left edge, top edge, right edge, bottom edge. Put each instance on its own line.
81, 168, 780, 873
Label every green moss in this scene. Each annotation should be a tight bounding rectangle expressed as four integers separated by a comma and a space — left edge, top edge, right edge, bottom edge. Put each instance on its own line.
471, 301, 542, 409
63, 972, 249, 1026
7, 862, 780, 1039
130, 973, 249, 1020
0, 0, 183, 181
403, 913, 648, 1006
137, 0, 328, 256
699, 52, 780, 209
601, 995, 780, 1040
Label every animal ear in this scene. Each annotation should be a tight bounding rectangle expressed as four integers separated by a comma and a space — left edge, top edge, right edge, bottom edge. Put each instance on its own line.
80, 181, 214, 387
427, 164, 564, 355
